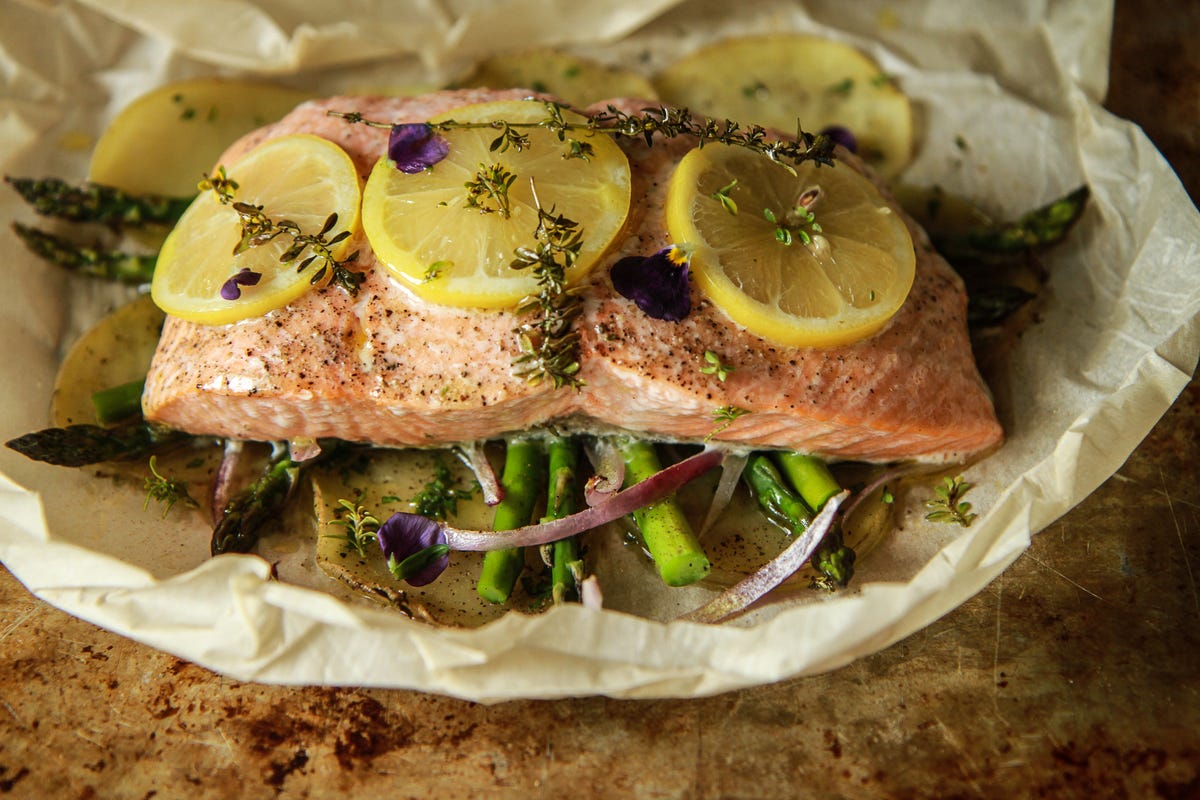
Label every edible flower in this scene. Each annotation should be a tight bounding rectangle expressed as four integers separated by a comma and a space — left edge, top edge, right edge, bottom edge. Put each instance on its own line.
219, 267, 261, 300
376, 512, 450, 586
388, 123, 450, 173
819, 124, 857, 154
609, 244, 694, 321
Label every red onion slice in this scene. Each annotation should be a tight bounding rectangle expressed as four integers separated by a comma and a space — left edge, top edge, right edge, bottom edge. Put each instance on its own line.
699, 451, 747, 537
454, 440, 503, 506
210, 439, 244, 526
678, 489, 848, 625
442, 447, 725, 551
583, 438, 625, 505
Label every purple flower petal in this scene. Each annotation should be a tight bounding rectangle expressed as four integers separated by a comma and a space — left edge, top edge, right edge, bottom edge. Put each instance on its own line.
388, 123, 450, 174
819, 125, 857, 154
377, 512, 449, 586
219, 267, 262, 300
610, 244, 693, 321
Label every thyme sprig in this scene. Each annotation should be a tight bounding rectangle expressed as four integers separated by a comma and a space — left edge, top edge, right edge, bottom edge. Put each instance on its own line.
326, 499, 381, 557
706, 405, 751, 440
510, 181, 586, 390
925, 475, 978, 527
464, 162, 518, 217
199, 167, 363, 295
143, 455, 197, 518
329, 101, 836, 174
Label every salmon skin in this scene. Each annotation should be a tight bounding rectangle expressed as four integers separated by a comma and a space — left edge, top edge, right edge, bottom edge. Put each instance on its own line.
143, 90, 1003, 465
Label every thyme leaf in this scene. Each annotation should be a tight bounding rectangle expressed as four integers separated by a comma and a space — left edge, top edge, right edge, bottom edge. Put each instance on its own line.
325, 499, 381, 557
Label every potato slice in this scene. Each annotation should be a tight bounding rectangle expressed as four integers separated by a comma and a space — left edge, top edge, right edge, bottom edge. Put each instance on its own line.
456, 48, 657, 106
653, 34, 914, 177
88, 78, 311, 197
51, 294, 164, 427
312, 448, 520, 627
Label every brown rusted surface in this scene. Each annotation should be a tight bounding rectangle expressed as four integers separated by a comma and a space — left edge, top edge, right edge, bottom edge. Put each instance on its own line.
2, 2, 1198, 797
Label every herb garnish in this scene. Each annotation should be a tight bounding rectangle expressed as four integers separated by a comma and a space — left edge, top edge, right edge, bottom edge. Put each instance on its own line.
330, 100, 836, 175
326, 499, 382, 557
925, 475, 978, 527
463, 162, 518, 217
700, 350, 735, 381
410, 458, 477, 520
510, 181, 587, 389
143, 455, 196, 518
707, 405, 751, 440
199, 167, 363, 296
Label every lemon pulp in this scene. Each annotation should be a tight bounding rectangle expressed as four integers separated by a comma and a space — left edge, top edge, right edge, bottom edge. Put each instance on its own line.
151, 134, 361, 325
666, 144, 915, 348
361, 99, 631, 308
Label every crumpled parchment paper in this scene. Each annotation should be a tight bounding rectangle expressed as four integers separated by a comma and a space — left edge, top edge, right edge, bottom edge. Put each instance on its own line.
0, 0, 1197, 701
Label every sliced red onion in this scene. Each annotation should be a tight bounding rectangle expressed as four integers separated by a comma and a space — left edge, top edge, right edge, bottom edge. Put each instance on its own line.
699, 451, 747, 537
583, 438, 625, 505
210, 439, 245, 526
442, 447, 725, 551
454, 440, 503, 506
678, 489, 848, 625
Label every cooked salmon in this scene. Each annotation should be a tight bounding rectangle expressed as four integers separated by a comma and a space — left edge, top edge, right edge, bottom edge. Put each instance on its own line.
142, 91, 1003, 464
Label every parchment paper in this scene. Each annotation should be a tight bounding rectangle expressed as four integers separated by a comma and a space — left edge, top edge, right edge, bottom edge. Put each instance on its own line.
0, 0, 1197, 701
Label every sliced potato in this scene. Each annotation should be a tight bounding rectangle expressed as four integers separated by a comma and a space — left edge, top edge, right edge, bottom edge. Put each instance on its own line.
653, 34, 914, 177
52, 294, 164, 427
456, 48, 657, 106
89, 78, 311, 197
312, 448, 522, 627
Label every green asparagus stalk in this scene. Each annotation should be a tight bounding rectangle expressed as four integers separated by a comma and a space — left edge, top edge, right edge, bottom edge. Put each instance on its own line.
476, 436, 544, 603
5, 421, 186, 467
545, 436, 581, 604
617, 439, 711, 587
91, 380, 146, 425
933, 185, 1089, 263
211, 444, 300, 555
772, 451, 855, 586
742, 452, 855, 587
12, 223, 157, 284
5, 176, 192, 228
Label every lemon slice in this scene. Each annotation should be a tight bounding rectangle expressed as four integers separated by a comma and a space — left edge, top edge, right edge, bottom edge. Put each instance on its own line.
666, 143, 915, 348
89, 78, 311, 197
151, 134, 361, 325
654, 34, 914, 177
362, 99, 631, 308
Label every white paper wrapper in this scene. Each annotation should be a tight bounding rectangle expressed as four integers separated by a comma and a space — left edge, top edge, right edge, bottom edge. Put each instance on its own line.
1, 0, 1197, 701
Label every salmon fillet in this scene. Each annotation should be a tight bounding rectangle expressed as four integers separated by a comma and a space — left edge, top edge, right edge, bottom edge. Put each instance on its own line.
142, 90, 1003, 464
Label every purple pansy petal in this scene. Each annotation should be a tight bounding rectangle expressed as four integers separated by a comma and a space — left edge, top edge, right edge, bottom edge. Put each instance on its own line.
219, 268, 262, 300
388, 123, 450, 174
377, 512, 449, 586
819, 125, 857, 154
610, 245, 692, 321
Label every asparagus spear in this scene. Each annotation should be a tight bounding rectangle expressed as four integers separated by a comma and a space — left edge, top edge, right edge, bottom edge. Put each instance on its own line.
772, 452, 855, 587
5, 176, 192, 228
742, 452, 854, 587
12, 223, 157, 284
476, 436, 544, 603
211, 444, 300, 555
933, 185, 1090, 263
545, 436, 582, 604
617, 439, 711, 587
967, 284, 1037, 328
5, 421, 186, 467
91, 380, 146, 425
